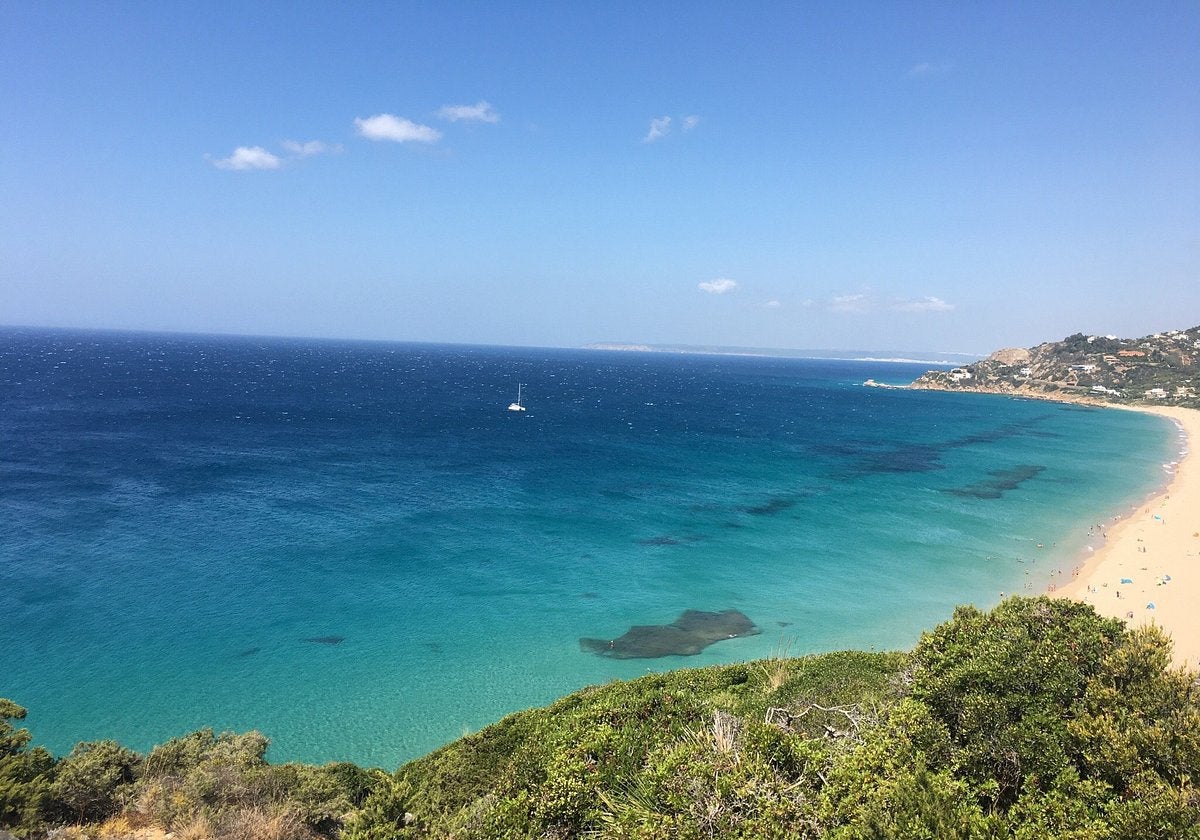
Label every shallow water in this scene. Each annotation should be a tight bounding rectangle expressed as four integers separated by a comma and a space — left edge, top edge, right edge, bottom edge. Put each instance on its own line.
0, 328, 1177, 767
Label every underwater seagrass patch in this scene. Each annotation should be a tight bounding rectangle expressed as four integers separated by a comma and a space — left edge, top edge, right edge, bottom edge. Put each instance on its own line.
946, 464, 1046, 499
303, 635, 345, 645
580, 608, 760, 659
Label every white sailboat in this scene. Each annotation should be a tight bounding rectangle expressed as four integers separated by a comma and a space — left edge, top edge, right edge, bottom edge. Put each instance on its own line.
507, 383, 526, 412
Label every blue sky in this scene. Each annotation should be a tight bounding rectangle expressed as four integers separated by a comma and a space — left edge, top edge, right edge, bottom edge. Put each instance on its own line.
2, 2, 1197, 353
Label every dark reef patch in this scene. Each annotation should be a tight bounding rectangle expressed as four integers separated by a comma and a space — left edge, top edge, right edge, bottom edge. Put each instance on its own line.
580, 609, 761, 659
840, 417, 1057, 478
238, 647, 261, 657
637, 533, 706, 546
739, 497, 796, 515
946, 465, 1046, 499
14, 578, 77, 606
303, 635, 345, 645
860, 445, 944, 473
810, 440, 875, 459
637, 535, 682, 546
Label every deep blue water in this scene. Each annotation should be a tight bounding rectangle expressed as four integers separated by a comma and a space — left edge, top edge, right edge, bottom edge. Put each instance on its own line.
0, 328, 1178, 767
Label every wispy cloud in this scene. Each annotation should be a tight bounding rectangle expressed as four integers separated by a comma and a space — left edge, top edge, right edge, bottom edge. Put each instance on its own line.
209, 146, 282, 171
764, 299, 781, 308
829, 293, 871, 313
437, 101, 500, 123
825, 292, 954, 314
282, 139, 341, 158
699, 278, 737, 294
906, 62, 953, 79
895, 296, 955, 313
644, 116, 672, 143
355, 113, 441, 143
644, 114, 702, 142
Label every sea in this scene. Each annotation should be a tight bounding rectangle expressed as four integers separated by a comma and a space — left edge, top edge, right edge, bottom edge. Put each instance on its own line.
0, 327, 1180, 769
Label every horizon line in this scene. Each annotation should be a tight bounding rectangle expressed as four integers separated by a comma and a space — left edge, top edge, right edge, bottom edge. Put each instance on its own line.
0, 322, 982, 361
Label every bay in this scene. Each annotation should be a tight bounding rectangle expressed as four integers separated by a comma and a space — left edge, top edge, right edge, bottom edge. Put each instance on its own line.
0, 328, 1176, 767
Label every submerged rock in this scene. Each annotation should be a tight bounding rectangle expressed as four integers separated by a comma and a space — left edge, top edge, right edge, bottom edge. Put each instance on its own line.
303, 635, 345, 645
581, 609, 760, 659
637, 533, 707, 546
637, 535, 682, 546
739, 497, 796, 515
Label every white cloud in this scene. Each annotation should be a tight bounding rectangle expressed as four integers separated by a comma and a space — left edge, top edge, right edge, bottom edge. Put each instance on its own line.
643, 116, 671, 143
645, 114, 701, 142
438, 101, 500, 123
699, 278, 737, 294
896, 296, 955, 313
765, 299, 781, 308
282, 139, 340, 158
829, 293, 871, 313
355, 113, 441, 143
824, 292, 953, 314
210, 146, 282, 171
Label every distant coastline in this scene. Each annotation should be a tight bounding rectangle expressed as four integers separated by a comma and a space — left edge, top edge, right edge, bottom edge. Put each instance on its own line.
583, 342, 975, 366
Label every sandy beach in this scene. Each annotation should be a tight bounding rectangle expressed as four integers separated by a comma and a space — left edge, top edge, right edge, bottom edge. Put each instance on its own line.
1053, 405, 1200, 670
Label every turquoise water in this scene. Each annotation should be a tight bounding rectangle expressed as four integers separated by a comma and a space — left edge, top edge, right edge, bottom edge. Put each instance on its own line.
0, 328, 1178, 768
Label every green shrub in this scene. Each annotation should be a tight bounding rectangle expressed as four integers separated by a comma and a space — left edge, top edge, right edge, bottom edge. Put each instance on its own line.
134, 728, 374, 836
1069, 624, 1200, 792
354, 653, 903, 838
135, 729, 271, 828
0, 699, 56, 834
49, 739, 141, 823
825, 759, 992, 840
908, 597, 1123, 806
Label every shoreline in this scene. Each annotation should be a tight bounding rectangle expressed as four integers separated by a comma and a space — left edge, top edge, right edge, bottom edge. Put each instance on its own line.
1050, 405, 1200, 669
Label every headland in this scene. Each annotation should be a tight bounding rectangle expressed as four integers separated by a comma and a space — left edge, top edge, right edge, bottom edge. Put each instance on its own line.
909, 326, 1199, 410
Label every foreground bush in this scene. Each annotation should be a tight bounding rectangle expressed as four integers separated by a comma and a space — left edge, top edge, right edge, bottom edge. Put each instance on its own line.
0, 721, 383, 839
0, 699, 55, 833
49, 739, 141, 824
820, 598, 1200, 838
